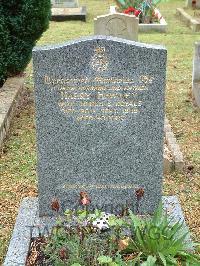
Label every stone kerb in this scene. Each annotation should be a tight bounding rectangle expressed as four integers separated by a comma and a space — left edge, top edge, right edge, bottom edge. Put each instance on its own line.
176, 8, 200, 32
0, 77, 25, 149
192, 42, 200, 107
164, 118, 184, 172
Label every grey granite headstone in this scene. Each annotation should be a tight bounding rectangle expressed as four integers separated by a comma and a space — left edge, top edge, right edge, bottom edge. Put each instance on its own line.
94, 13, 139, 41
33, 36, 167, 217
192, 42, 200, 107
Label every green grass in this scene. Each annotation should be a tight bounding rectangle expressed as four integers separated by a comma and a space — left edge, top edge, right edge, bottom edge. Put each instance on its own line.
0, 0, 200, 263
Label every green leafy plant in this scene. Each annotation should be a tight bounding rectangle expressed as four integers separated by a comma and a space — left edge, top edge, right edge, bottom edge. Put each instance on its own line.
43, 204, 200, 265
123, 203, 200, 265
98, 253, 158, 265
98, 253, 129, 266
0, 0, 51, 87
97, 203, 200, 265
44, 225, 117, 266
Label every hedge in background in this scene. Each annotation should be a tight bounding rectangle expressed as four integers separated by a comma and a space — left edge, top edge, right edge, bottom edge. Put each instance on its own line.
0, 0, 51, 87
0, 12, 10, 87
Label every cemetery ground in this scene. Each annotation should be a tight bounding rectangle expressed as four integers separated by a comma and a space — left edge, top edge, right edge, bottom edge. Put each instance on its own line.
0, 0, 200, 263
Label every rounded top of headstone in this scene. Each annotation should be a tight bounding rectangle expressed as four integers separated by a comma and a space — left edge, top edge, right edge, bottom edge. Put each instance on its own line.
33, 35, 166, 53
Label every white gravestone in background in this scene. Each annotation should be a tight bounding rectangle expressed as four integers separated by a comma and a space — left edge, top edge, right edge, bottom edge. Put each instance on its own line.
51, 0, 79, 8
94, 13, 139, 41
51, 0, 86, 21
186, 0, 200, 9
192, 42, 200, 107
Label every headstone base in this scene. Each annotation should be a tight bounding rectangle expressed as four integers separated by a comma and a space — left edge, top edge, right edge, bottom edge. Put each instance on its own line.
4, 196, 192, 266
51, 6, 86, 21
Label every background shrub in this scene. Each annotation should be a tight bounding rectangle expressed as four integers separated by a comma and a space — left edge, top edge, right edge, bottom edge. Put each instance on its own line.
0, 11, 10, 87
0, 0, 51, 87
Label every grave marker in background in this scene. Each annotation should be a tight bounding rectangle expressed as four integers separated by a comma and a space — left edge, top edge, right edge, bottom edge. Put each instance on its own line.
51, 0, 79, 8
94, 13, 139, 41
33, 36, 167, 216
186, 0, 200, 9
51, 0, 86, 21
192, 42, 200, 107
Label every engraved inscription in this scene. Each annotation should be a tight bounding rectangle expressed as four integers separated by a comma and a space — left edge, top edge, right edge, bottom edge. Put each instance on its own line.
44, 75, 153, 121
44, 75, 153, 122
44, 47, 154, 122
106, 18, 127, 38
57, 183, 139, 190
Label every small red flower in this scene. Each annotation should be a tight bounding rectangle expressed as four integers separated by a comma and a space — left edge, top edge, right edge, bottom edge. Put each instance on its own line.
59, 247, 68, 260
129, 7, 135, 12
123, 10, 129, 14
134, 9, 141, 17
123, 7, 135, 15
51, 198, 60, 212
135, 188, 145, 200
79, 191, 91, 206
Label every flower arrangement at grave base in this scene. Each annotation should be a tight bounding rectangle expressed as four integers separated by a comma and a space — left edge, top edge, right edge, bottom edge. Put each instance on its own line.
114, 0, 168, 24
26, 191, 200, 265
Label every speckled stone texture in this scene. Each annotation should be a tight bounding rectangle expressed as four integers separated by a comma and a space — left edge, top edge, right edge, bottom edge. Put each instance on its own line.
33, 36, 167, 217
3, 198, 56, 266
4, 196, 192, 266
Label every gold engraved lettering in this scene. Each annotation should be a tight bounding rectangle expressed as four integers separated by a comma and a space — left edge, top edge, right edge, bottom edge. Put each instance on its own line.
43, 73, 155, 122
140, 75, 154, 84
91, 47, 108, 72
95, 47, 106, 53
44, 75, 51, 84
62, 183, 138, 190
